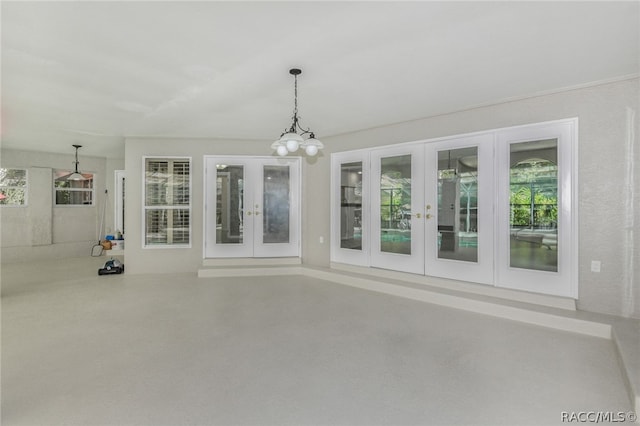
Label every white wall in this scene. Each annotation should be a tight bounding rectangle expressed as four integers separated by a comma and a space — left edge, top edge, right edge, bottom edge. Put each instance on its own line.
0, 149, 120, 262
122, 78, 638, 319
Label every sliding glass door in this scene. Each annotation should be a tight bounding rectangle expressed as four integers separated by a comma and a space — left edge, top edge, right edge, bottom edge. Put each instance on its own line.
205, 156, 300, 258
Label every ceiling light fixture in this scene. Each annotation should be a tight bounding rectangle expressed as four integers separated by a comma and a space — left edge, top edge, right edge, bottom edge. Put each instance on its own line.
68, 144, 86, 181
271, 68, 324, 157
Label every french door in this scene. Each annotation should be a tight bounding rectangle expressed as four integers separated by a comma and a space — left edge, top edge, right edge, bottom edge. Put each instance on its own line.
424, 134, 494, 284
204, 156, 300, 258
370, 145, 425, 274
331, 119, 577, 299
496, 120, 577, 297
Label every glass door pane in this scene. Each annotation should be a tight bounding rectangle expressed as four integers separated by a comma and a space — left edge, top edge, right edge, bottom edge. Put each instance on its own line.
331, 152, 369, 267
216, 164, 245, 244
263, 165, 290, 244
340, 162, 363, 250
253, 158, 300, 258
380, 155, 412, 255
509, 139, 558, 272
437, 147, 478, 262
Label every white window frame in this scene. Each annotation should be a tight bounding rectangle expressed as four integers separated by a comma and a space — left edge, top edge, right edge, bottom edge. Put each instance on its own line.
53, 169, 95, 206
143, 156, 192, 249
0, 168, 28, 207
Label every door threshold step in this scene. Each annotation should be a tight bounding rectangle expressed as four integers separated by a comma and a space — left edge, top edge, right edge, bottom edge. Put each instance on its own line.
202, 257, 301, 267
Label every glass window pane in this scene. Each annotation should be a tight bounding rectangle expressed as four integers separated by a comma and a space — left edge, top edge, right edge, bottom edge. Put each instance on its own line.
145, 209, 167, 245
55, 190, 93, 205
216, 165, 244, 244
171, 161, 190, 205
171, 209, 190, 244
0, 188, 26, 205
263, 165, 290, 244
509, 139, 558, 272
438, 147, 478, 262
0, 168, 26, 186
340, 162, 363, 250
0, 168, 27, 206
145, 161, 169, 206
380, 155, 411, 255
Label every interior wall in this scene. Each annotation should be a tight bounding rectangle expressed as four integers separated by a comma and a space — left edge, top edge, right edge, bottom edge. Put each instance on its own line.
121, 78, 638, 318
123, 137, 273, 274
0, 148, 111, 262
305, 77, 639, 319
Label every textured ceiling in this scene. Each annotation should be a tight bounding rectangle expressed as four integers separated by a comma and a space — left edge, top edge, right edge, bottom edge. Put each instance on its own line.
1, 1, 638, 158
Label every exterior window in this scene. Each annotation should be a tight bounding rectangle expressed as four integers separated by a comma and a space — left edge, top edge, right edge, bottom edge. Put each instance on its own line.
54, 170, 94, 205
0, 168, 27, 206
144, 158, 191, 247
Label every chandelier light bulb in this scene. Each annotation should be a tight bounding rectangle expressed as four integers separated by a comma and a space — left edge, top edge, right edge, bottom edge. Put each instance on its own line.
286, 138, 300, 152
276, 145, 289, 156
305, 144, 318, 156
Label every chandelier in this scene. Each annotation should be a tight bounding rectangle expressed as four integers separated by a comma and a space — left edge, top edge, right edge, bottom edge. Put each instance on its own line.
271, 68, 324, 157
67, 144, 86, 181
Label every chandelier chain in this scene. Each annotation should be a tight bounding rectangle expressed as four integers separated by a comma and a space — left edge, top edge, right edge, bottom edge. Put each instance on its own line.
294, 73, 298, 118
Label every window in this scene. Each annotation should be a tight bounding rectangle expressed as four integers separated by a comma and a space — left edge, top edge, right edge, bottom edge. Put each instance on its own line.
54, 170, 94, 205
0, 168, 27, 206
144, 158, 191, 247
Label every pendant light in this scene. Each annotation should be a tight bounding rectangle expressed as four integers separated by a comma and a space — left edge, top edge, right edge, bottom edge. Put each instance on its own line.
67, 144, 86, 181
271, 68, 324, 157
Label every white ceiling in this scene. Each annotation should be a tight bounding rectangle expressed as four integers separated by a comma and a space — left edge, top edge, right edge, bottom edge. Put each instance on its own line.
2, 1, 638, 159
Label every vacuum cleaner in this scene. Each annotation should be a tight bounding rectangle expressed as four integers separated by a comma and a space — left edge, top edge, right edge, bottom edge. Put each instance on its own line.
98, 258, 125, 275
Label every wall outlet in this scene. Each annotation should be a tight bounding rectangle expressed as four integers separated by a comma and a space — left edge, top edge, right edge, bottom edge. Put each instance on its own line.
319, 236, 324, 244
590, 260, 601, 273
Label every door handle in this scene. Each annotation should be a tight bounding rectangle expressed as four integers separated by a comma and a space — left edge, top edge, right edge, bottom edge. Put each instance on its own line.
246, 211, 252, 216
414, 213, 422, 219
425, 214, 432, 219
254, 211, 261, 216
